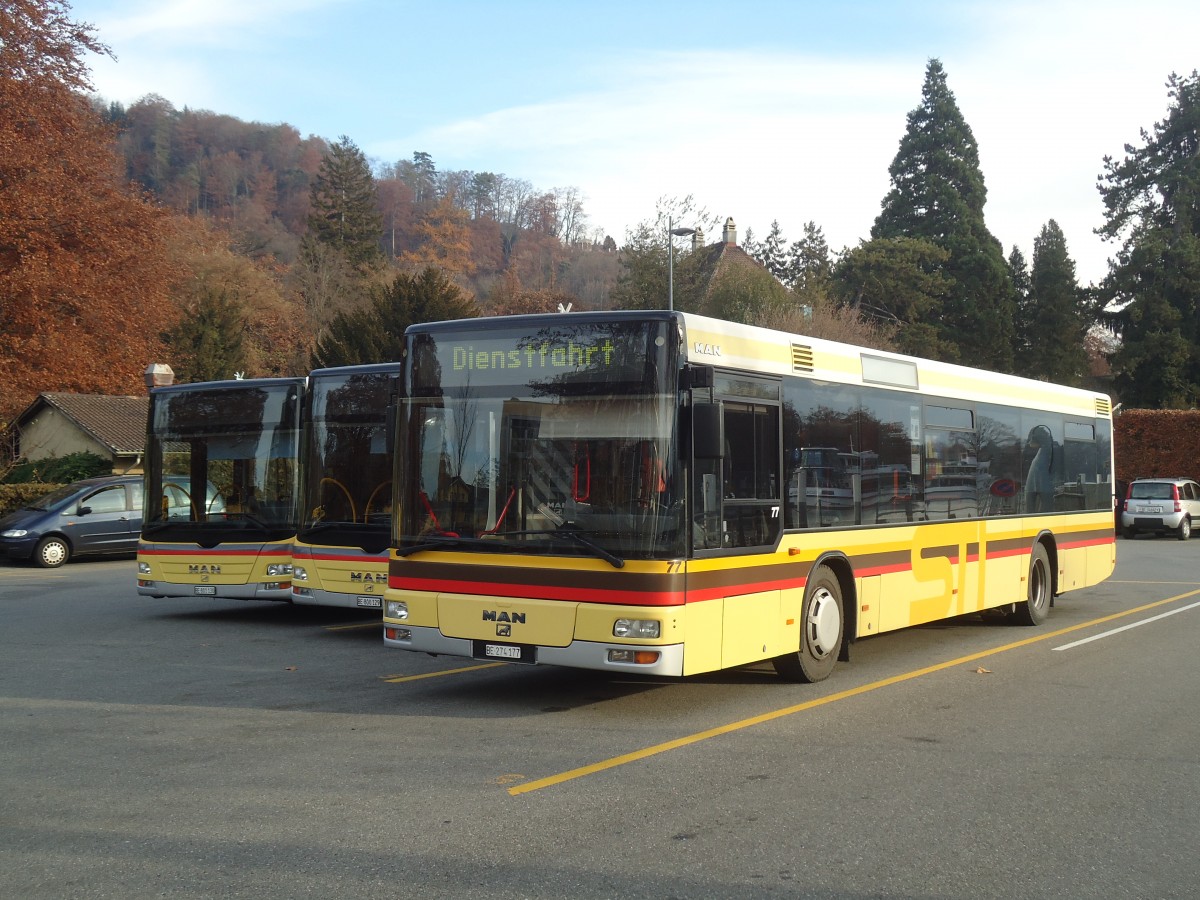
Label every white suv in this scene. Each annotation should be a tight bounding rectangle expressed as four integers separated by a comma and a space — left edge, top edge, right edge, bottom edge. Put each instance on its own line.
1121, 477, 1200, 540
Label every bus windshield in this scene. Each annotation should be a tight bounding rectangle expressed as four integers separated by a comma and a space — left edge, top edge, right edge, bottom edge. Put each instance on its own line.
143, 380, 302, 543
397, 319, 683, 562
298, 366, 397, 551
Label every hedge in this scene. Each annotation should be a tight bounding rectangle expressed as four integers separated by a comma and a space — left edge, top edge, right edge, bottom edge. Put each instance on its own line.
1114, 409, 1200, 485
0, 483, 67, 519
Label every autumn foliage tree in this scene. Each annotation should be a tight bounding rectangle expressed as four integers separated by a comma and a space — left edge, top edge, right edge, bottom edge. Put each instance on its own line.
0, 0, 182, 423
162, 217, 310, 382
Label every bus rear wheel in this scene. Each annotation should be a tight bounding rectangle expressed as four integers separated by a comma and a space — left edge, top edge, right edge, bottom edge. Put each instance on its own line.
773, 566, 843, 683
1012, 543, 1051, 626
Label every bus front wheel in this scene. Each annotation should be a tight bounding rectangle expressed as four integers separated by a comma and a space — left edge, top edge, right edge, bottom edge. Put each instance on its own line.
1012, 543, 1051, 626
773, 566, 843, 683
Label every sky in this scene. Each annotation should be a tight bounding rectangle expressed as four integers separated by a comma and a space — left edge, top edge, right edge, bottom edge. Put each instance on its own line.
69, 0, 1200, 287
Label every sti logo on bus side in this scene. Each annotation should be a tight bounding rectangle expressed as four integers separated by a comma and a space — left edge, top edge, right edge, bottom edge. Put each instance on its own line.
350, 572, 387, 584
188, 564, 220, 574
482, 610, 526, 624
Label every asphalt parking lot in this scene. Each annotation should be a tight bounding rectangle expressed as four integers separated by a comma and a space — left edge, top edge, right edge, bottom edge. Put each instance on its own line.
2, 539, 1199, 898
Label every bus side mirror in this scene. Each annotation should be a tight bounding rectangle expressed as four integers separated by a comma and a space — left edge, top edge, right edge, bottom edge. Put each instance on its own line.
693, 402, 724, 460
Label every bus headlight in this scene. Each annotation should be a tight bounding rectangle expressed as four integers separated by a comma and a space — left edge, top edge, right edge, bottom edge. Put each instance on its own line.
613, 618, 660, 639
267, 562, 293, 577
138, 562, 152, 574
385, 600, 408, 620
292, 565, 308, 581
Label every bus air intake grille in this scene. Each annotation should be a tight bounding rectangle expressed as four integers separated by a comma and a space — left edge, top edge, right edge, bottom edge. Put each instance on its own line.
791, 344, 814, 374
1095, 397, 1112, 416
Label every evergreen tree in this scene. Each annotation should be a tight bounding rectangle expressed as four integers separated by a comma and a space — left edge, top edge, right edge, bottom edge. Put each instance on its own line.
740, 226, 760, 261
399, 151, 438, 205
1099, 70, 1200, 408
833, 236, 954, 358
1008, 246, 1033, 364
312, 267, 477, 368
787, 221, 834, 292
166, 289, 248, 382
757, 220, 789, 283
306, 135, 384, 270
1022, 221, 1089, 384
872, 58, 1016, 370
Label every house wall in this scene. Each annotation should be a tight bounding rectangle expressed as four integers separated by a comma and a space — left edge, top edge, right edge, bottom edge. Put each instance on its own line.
20, 408, 112, 463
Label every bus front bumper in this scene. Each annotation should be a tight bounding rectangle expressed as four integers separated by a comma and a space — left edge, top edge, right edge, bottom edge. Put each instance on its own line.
136, 580, 292, 602
382, 624, 685, 677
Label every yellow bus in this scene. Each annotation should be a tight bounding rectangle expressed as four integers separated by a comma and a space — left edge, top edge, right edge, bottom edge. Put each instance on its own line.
382, 311, 1115, 681
291, 363, 399, 610
137, 377, 304, 603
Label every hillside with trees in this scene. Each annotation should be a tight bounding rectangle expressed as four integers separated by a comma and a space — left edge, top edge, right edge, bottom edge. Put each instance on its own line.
4, 0, 1200, 436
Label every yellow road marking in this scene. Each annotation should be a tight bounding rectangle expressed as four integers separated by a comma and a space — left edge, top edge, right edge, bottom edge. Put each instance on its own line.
324, 621, 381, 632
382, 662, 507, 683
507, 588, 1200, 796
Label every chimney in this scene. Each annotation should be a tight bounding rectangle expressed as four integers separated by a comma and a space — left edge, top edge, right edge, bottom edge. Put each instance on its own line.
722, 217, 737, 246
691, 229, 705, 251
144, 363, 174, 391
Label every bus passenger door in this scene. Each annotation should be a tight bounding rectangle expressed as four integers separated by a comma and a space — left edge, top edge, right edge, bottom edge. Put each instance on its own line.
691, 401, 725, 550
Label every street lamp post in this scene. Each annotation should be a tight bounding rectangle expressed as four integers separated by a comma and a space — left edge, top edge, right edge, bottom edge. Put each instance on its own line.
667, 217, 697, 312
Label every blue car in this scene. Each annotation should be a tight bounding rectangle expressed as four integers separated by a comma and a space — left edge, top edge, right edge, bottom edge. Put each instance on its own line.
0, 475, 144, 568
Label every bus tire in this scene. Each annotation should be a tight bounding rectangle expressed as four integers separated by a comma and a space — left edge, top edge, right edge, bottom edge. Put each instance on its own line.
773, 566, 843, 683
1012, 543, 1051, 626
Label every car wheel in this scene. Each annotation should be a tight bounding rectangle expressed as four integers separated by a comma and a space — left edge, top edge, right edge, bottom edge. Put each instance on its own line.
34, 536, 70, 568
1178, 517, 1191, 541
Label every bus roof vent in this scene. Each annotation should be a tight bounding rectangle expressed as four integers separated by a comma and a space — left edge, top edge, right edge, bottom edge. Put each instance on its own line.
1096, 397, 1112, 416
791, 344, 814, 374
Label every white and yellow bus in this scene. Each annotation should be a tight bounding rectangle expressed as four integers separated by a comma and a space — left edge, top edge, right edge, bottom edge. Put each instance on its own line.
291, 363, 400, 610
137, 377, 304, 603
382, 311, 1115, 681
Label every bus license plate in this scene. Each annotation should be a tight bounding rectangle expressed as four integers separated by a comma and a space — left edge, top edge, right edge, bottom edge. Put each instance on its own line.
485, 644, 522, 659
194, 585, 216, 595
356, 596, 382, 609
474, 640, 535, 664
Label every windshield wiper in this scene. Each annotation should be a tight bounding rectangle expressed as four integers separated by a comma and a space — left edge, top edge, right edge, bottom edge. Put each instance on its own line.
555, 525, 625, 569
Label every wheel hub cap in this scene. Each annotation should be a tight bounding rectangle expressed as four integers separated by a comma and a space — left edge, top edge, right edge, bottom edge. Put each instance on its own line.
806, 589, 839, 658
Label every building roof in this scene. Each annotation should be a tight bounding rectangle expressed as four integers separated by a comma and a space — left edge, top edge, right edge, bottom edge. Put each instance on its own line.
25, 393, 149, 454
